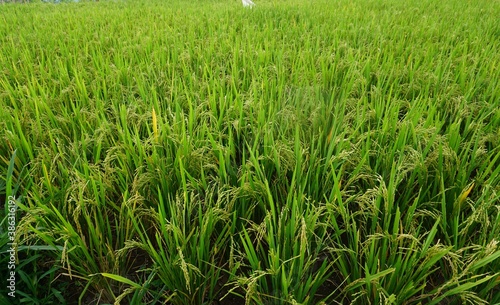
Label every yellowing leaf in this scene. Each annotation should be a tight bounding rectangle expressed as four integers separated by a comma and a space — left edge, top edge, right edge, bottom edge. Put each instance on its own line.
458, 182, 475, 205
454, 182, 475, 216
327, 129, 333, 144
152, 107, 158, 141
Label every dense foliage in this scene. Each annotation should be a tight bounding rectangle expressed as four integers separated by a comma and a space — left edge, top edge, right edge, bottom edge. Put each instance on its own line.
1, 0, 499, 304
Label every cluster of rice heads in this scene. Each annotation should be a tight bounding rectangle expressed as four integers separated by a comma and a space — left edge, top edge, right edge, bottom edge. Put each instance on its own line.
1, 0, 499, 304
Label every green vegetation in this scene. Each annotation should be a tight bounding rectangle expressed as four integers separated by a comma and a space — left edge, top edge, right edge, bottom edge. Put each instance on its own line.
1, 0, 499, 304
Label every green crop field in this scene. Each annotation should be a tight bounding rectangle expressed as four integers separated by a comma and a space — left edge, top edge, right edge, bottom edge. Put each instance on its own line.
1, 0, 499, 304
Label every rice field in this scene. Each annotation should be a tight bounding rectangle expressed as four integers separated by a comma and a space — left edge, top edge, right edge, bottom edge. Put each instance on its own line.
1, 0, 500, 304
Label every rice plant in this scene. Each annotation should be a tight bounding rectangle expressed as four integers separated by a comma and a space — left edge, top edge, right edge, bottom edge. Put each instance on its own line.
0, 0, 499, 304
